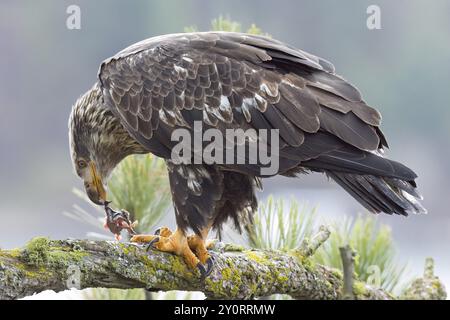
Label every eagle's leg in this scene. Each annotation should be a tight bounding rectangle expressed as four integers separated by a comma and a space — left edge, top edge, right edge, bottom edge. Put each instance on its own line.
130, 228, 211, 277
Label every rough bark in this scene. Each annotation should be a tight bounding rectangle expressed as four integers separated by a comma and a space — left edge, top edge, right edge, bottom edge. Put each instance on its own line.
339, 245, 356, 299
0, 233, 446, 300
400, 257, 447, 300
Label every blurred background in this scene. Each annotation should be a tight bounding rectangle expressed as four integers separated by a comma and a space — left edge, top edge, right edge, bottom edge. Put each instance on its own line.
0, 0, 449, 297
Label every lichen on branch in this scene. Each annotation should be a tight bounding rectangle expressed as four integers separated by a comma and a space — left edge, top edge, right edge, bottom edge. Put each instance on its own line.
0, 236, 446, 300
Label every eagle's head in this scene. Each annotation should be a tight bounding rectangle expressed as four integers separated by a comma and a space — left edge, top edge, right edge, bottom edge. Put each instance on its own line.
68, 83, 145, 205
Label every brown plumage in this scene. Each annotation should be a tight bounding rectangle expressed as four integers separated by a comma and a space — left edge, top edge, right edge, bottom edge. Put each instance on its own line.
70, 31, 426, 243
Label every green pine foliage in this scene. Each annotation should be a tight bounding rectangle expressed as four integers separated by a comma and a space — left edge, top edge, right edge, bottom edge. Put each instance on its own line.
83, 288, 197, 300
107, 154, 171, 233
84, 288, 146, 300
313, 216, 409, 293
246, 196, 317, 251
211, 16, 242, 33
185, 15, 270, 36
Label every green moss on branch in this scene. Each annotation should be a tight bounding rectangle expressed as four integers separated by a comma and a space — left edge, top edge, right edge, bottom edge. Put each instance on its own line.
0, 238, 445, 300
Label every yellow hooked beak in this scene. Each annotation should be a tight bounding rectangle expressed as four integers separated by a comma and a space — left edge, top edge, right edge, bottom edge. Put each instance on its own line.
85, 162, 107, 205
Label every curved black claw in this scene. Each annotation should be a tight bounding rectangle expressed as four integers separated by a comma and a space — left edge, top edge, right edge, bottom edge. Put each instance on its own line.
197, 256, 215, 280
146, 237, 160, 252
197, 263, 207, 280
204, 256, 214, 276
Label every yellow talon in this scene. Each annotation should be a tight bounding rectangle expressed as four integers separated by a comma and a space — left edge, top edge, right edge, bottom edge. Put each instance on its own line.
130, 228, 215, 277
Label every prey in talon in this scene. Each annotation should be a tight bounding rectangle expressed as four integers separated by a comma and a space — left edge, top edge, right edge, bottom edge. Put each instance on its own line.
103, 201, 137, 240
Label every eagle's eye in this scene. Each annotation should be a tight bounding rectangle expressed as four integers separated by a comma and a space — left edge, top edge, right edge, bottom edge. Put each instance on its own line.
77, 159, 88, 169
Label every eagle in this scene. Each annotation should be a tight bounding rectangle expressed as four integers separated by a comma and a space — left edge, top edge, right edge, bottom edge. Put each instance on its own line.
69, 32, 425, 276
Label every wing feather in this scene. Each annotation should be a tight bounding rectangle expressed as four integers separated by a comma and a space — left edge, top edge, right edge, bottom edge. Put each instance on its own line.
99, 32, 387, 175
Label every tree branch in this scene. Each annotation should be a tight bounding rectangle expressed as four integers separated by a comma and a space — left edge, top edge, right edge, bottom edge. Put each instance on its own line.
401, 257, 447, 300
293, 225, 331, 258
339, 245, 356, 299
0, 235, 446, 300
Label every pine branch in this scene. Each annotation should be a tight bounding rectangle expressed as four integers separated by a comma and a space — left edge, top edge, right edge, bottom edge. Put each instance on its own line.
0, 235, 445, 300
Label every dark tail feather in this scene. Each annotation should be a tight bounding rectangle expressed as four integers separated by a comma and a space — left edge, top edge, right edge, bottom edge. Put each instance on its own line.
326, 171, 426, 216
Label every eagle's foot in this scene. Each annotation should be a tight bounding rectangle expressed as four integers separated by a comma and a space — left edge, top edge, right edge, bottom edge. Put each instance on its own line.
153, 227, 214, 277
188, 234, 215, 278
130, 229, 213, 278
188, 235, 213, 264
